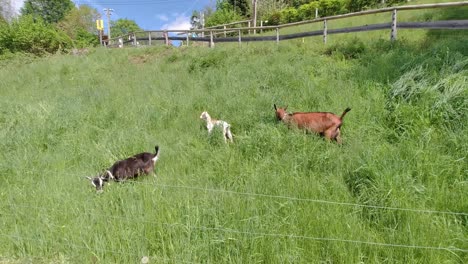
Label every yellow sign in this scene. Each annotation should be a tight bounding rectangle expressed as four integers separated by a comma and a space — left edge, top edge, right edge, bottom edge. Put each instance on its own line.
96, 20, 104, 30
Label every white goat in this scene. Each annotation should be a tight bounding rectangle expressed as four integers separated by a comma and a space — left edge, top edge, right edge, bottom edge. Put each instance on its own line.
200, 111, 233, 143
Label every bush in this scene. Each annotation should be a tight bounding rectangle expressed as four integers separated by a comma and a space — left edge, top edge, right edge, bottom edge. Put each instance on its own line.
0, 15, 72, 55
264, 11, 282, 26
317, 0, 348, 17
297, 2, 319, 20
280, 7, 299, 24
74, 28, 99, 48
205, 6, 243, 27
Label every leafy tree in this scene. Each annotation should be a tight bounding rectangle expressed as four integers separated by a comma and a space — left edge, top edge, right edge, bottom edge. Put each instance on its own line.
284, 0, 311, 8
257, 0, 288, 19
205, 5, 243, 27
21, 0, 74, 24
110, 18, 142, 37
56, 5, 100, 47
225, 0, 251, 17
190, 10, 203, 30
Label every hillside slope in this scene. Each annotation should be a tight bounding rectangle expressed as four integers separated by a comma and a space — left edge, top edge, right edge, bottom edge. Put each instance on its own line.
0, 17, 467, 263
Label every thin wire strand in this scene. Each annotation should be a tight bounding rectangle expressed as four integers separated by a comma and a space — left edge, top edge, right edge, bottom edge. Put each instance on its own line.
2, 226, 467, 254
1, 233, 195, 263
96, 180, 468, 216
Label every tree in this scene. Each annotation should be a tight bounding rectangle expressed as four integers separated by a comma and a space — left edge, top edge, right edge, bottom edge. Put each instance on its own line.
21, 0, 74, 24
56, 5, 100, 47
227, 0, 251, 17
110, 19, 142, 37
257, 0, 288, 19
190, 10, 202, 30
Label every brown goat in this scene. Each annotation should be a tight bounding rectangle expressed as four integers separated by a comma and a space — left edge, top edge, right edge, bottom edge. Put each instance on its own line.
86, 145, 160, 191
274, 104, 351, 144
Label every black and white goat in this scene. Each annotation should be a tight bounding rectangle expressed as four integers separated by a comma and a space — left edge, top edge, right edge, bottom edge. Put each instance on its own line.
86, 145, 160, 192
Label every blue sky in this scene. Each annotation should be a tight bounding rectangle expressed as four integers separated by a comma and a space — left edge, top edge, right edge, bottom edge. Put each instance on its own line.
12, 0, 216, 32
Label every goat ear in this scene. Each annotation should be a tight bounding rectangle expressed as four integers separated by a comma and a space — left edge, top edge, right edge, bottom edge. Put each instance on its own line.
274, 104, 277, 110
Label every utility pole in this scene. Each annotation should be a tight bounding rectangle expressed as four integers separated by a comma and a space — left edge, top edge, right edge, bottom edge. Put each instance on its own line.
252, 0, 257, 34
104, 8, 114, 40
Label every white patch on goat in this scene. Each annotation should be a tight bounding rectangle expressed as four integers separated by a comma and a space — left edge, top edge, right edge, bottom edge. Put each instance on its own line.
106, 170, 114, 180
152, 150, 160, 163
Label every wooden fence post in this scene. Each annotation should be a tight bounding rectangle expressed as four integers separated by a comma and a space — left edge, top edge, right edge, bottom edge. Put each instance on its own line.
323, 20, 328, 44
248, 21, 251, 35
148, 32, 152, 46
315, 8, 318, 18
260, 20, 263, 34
238, 29, 242, 47
276, 27, 279, 44
186, 32, 189, 47
164, 31, 169, 46
210, 30, 214, 48
391, 9, 397, 41
133, 33, 137, 46
224, 25, 227, 37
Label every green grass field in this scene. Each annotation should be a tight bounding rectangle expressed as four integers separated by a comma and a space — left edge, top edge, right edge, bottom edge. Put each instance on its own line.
0, 4, 467, 263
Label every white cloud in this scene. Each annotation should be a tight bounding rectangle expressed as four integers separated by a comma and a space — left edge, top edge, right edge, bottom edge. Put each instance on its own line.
156, 14, 169, 21
161, 14, 191, 30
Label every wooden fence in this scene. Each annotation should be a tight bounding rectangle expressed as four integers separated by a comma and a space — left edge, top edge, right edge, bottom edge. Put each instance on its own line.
108, 1, 468, 48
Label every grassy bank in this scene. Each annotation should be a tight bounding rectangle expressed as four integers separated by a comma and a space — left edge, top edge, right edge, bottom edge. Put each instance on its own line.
0, 14, 467, 263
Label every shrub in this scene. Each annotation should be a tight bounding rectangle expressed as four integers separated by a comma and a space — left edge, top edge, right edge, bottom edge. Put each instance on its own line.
317, 0, 348, 17
74, 28, 99, 48
297, 2, 319, 20
2, 15, 72, 55
205, 5, 243, 27
280, 7, 299, 24
264, 11, 282, 26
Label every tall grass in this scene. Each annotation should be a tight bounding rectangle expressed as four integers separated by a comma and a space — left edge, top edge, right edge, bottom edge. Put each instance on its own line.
0, 21, 467, 263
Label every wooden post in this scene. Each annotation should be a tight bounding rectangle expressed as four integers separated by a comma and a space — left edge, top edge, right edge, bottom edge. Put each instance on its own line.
164, 31, 169, 46
248, 21, 251, 35
323, 19, 328, 44
186, 32, 189, 47
148, 32, 152, 46
315, 8, 318, 18
133, 33, 137, 46
260, 20, 263, 34
210, 30, 214, 48
224, 25, 227, 37
391, 9, 397, 41
276, 27, 279, 44
238, 29, 242, 47
252, 0, 257, 34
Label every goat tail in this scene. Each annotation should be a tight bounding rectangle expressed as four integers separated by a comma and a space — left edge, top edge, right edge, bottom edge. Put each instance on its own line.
153, 145, 160, 162
340, 107, 351, 120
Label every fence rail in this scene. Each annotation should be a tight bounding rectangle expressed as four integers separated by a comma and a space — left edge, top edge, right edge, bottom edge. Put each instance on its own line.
108, 1, 468, 48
